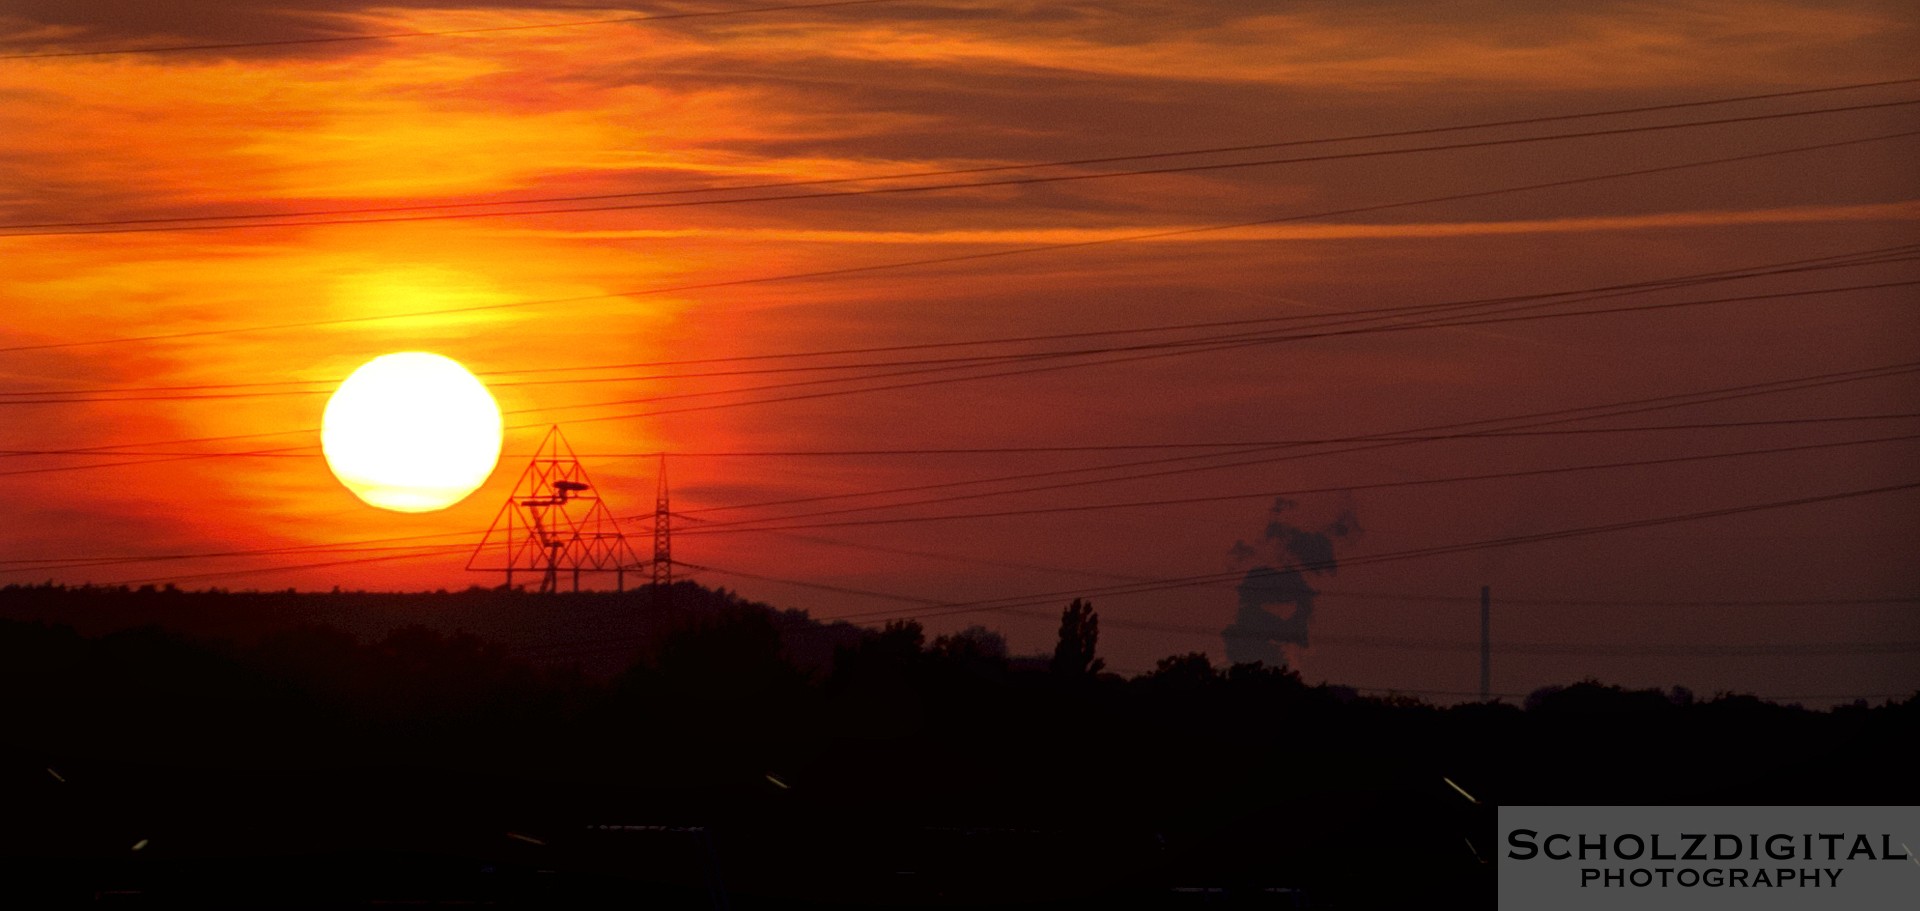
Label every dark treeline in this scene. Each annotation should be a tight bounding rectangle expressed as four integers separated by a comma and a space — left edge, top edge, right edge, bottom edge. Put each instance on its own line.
0, 580, 863, 679
0, 582, 1912, 908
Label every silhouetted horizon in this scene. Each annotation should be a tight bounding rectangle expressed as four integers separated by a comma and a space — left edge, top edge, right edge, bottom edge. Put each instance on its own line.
4, 580, 1912, 906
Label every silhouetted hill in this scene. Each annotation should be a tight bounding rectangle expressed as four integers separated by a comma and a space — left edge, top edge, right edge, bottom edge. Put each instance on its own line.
0, 582, 1913, 907
0, 580, 865, 679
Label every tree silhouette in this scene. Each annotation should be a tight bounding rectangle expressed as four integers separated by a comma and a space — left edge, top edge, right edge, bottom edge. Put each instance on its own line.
930, 624, 1007, 666
1050, 598, 1104, 676
1143, 651, 1217, 690
824, 618, 928, 696
0, 584, 1914, 907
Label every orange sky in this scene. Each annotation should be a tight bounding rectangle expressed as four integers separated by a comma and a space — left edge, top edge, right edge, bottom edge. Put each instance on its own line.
2, 0, 1917, 704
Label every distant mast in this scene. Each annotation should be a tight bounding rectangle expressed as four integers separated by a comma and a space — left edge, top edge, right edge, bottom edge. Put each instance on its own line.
652, 454, 672, 607
1480, 585, 1492, 702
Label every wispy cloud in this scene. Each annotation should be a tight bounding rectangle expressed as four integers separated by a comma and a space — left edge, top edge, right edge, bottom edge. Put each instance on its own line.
501, 201, 1920, 244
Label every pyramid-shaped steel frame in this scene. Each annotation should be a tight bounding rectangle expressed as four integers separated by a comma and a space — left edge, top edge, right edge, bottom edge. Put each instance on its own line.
468, 426, 645, 592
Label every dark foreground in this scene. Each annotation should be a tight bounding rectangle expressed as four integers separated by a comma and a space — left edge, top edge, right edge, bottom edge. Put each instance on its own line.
2, 584, 1910, 907
8, 773, 1462, 908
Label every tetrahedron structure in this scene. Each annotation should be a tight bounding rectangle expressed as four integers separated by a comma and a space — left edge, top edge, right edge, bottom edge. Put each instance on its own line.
468, 426, 645, 593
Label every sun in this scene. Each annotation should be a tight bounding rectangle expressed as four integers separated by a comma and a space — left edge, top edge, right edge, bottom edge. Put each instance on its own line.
322, 352, 504, 513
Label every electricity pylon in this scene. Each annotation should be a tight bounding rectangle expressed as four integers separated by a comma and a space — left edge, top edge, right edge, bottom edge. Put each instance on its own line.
651, 454, 672, 607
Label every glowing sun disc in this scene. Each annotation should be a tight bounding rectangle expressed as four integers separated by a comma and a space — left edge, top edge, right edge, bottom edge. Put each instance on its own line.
322, 352, 503, 513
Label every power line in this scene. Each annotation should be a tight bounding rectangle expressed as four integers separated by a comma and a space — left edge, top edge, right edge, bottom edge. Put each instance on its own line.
5, 239, 1908, 479
706, 522, 1920, 607
792, 478, 1920, 626
2, 279, 1911, 481
670, 431, 1920, 535
0, 445, 316, 479
668, 561, 949, 607
342, 261, 1918, 427
665, 517, 1918, 607
371, 248, 1920, 435
529, 541, 1920, 662
569, 358, 1920, 525
22, 336, 1852, 519
10, 78, 1916, 230
10, 96, 1920, 237
6, 240, 1910, 404
8, 426, 1918, 577
507, 615, 1917, 702
521, 584, 1920, 662
10, 428, 1920, 576
0, 0, 910, 61
9, 99, 1918, 239
688, 521, 1145, 583
72, 469, 1911, 613
74, 498, 1884, 683
7, 338, 1912, 499
0, 537, 486, 573
1160, 632, 1920, 658
1475, 595, 1920, 608
703, 525, 1920, 609
5, 359, 1911, 575
1029, 607, 1920, 657
80, 544, 479, 587
496, 276, 1920, 431
54, 475, 1920, 657
663, 359, 1920, 522
425, 242, 1920, 377
495, 562, 1912, 660
1332, 685, 1912, 703
0, 272, 1911, 418
4, 125, 1914, 357
12, 413, 1915, 459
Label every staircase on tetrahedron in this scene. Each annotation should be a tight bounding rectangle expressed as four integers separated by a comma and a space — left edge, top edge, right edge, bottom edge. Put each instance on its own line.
467, 425, 645, 592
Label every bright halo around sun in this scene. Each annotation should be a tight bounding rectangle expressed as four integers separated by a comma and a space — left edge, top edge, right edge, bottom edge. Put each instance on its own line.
322, 352, 504, 513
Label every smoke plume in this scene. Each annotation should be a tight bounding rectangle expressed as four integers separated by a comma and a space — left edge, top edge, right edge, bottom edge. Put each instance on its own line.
1222, 498, 1359, 666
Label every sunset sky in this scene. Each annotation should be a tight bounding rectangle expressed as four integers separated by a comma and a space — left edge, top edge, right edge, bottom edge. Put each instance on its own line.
2, 0, 1916, 704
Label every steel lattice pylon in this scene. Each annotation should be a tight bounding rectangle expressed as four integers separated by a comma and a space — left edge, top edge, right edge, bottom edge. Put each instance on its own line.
652, 454, 671, 589
468, 426, 645, 592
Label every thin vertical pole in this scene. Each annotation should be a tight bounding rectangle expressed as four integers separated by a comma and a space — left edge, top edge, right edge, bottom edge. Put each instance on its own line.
1480, 585, 1491, 702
